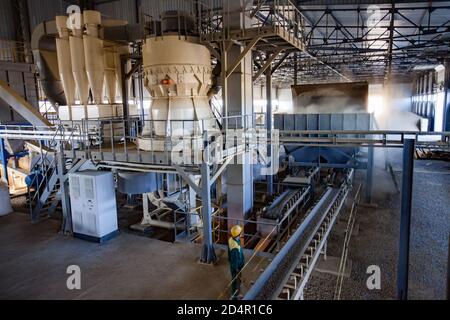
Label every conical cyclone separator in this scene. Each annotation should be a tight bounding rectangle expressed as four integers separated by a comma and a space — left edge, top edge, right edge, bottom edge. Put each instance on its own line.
55, 16, 76, 107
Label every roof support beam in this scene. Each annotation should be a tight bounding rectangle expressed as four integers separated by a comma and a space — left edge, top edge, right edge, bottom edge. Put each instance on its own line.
253, 48, 284, 82
226, 36, 261, 79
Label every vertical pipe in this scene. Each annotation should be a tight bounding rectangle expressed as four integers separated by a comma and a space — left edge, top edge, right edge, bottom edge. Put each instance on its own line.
365, 146, 374, 203
443, 59, 450, 131
138, 63, 145, 121
294, 52, 298, 85
121, 55, 129, 136
221, 43, 228, 129
57, 142, 72, 234
0, 139, 8, 184
266, 63, 273, 196
18, 0, 33, 64
397, 138, 415, 300
200, 131, 217, 264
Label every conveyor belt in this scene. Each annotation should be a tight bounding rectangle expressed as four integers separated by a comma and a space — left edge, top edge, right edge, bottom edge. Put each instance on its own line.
244, 170, 353, 300
261, 188, 305, 220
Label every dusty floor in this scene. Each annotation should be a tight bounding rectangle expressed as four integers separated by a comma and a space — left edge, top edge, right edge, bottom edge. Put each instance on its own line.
1, 148, 448, 300
304, 148, 450, 300
0, 211, 264, 300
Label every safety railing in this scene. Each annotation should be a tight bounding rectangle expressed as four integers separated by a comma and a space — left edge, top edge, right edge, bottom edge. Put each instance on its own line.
243, 169, 354, 300
210, 185, 311, 251
334, 182, 362, 300
26, 125, 65, 221
199, 0, 306, 44
173, 206, 203, 242
49, 114, 262, 165
140, 0, 306, 47
278, 130, 450, 149
1, 113, 267, 166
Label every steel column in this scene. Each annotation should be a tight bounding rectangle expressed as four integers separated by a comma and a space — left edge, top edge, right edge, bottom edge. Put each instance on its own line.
444, 59, 450, 131
200, 132, 217, 264
0, 138, 8, 184
223, 0, 254, 229
121, 55, 129, 127
365, 146, 374, 203
17, 0, 33, 64
266, 64, 273, 196
397, 138, 415, 300
294, 52, 298, 85
57, 142, 72, 234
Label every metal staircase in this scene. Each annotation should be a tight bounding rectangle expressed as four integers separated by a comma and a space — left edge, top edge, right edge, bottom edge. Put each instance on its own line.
29, 158, 59, 222
27, 129, 60, 222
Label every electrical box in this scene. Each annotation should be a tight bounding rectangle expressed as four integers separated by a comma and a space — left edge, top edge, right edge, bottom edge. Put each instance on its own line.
69, 171, 118, 242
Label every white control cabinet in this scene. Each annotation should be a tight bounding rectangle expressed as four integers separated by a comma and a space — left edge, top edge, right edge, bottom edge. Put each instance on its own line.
69, 171, 118, 242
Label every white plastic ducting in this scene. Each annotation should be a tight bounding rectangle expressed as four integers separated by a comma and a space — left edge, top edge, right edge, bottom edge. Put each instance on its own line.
138, 35, 215, 151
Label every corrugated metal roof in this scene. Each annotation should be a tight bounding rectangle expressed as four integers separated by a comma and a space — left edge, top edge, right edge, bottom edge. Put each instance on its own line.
24, 0, 224, 36
0, 0, 18, 40
27, 0, 70, 31
96, 0, 137, 23
140, 0, 196, 18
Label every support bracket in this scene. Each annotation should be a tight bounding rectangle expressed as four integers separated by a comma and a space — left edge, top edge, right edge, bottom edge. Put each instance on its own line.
253, 48, 284, 82
226, 36, 261, 79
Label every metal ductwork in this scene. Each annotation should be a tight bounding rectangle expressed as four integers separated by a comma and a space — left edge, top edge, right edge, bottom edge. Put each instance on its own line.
31, 17, 141, 107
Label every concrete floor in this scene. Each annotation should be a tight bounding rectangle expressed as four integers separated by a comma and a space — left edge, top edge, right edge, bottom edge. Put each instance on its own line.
304, 148, 450, 300
0, 212, 263, 300
1, 148, 448, 300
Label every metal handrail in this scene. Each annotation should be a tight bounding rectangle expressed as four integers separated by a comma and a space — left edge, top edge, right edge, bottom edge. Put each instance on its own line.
278, 129, 450, 149
27, 125, 65, 219
334, 183, 362, 300
142, 0, 305, 46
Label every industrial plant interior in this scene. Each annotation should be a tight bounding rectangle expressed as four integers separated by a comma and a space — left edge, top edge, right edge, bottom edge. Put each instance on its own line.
0, 0, 449, 301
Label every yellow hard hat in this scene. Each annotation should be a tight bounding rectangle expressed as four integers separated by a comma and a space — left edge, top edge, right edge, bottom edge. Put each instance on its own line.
231, 225, 242, 238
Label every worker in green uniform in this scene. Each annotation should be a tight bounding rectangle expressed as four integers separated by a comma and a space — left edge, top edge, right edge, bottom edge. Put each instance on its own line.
228, 225, 245, 300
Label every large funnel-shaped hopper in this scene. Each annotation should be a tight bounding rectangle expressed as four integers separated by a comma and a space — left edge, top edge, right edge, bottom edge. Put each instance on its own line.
115, 45, 131, 100
55, 16, 76, 107
84, 35, 105, 104
83, 10, 104, 104
138, 35, 215, 151
69, 36, 89, 105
